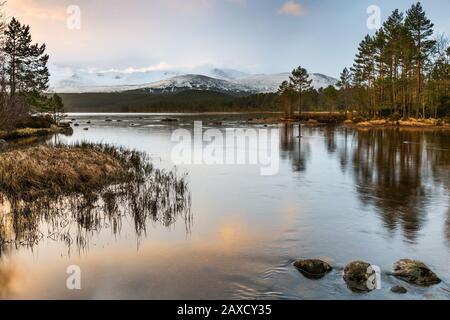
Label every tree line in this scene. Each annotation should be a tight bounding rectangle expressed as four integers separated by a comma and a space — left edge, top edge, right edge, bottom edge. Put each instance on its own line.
279, 2, 449, 119
0, 3, 62, 131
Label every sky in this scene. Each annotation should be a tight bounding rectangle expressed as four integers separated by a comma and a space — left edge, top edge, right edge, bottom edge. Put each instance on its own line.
5, 0, 450, 78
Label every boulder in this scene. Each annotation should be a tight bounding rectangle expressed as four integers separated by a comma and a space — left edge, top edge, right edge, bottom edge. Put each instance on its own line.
391, 286, 407, 294
161, 118, 178, 123
393, 259, 441, 286
293, 259, 332, 279
343, 261, 375, 292
0, 139, 7, 150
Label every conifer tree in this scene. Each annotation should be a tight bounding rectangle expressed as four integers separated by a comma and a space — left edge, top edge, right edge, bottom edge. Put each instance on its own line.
278, 80, 296, 118
4, 17, 49, 108
289, 66, 312, 117
405, 2, 435, 117
337, 68, 352, 112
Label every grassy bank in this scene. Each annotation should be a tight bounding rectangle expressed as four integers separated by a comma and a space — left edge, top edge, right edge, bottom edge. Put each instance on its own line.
0, 125, 72, 141
251, 112, 450, 129
0, 115, 73, 142
345, 117, 450, 129
0, 143, 191, 250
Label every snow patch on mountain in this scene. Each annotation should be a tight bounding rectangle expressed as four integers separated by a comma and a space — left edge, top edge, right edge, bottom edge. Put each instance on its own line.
49, 65, 338, 94
234, 73, 338, 93
127, 74, 253, 93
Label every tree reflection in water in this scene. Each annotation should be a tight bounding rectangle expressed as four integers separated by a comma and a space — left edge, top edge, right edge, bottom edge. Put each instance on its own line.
267, 125, 449, 244
279, 124, 311, 172
336, 128, 450, 243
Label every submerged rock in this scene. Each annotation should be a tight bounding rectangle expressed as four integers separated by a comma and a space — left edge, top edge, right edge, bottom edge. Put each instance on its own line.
343, 261, 375, 292
393, 259, 441, 286
161, 118, 178, 123
293, 259, 332, 279
0, 139, 7, 150
391, 286, 407, 294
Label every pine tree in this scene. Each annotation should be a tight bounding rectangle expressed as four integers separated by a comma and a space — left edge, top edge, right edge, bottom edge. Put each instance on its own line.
351, 35, 376, 115
289, 66, 312, 117
278, 80, 296, 118
45, 93, 65, 123
405, 2, 435, 117
383, 9, 404, 111
337, 68, 352, 112
4, 17, 49, 109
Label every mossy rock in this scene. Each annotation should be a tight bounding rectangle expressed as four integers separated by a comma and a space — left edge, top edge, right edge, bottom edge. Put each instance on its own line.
393, 259, 441, 286
343, 261, 374, 292
294, 259, 332, 279
391, 286, 407, 294
0, 139, 7, 150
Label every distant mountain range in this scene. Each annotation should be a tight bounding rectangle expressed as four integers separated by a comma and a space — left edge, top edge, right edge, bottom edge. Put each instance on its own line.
49, 67, 338, 94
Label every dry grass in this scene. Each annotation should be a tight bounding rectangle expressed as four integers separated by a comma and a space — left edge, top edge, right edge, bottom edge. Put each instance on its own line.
0, 143, 191, 253
353, 118, 449, 128
0, 143, 130, 201
0, 126, 73, 141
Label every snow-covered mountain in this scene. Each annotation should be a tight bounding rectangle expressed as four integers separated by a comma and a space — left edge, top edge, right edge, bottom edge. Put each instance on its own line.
126, 74, 254, 94
234, 73, 338, 93
50, 66, 338, 94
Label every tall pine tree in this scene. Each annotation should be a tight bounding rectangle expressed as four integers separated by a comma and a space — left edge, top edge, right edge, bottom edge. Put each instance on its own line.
4, 17, 49, 109
405, 2, 435, 117
289, 66, 312, 117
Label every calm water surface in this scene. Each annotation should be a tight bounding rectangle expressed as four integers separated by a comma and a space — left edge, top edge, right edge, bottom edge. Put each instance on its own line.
1, 113, 449, 299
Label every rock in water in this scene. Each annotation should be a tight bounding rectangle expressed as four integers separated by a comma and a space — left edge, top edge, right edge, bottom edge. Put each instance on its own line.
293, 259, 332, 279
343, 261, 375, 292
0, 139, 7, 150
391, 286, 407, 294
393, 259, 441, 286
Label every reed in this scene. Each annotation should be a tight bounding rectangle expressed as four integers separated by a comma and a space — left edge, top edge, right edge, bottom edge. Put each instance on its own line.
0, 143, 191, 255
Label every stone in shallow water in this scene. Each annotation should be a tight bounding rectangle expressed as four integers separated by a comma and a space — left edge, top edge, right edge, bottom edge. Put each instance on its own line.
391, 285, 407, 294
0, 139, 7, 150
343, 261, 375, 292
293, 259, 332, 279
393, 259, 441, 286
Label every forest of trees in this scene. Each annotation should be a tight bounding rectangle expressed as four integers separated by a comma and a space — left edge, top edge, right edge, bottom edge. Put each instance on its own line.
0, 3, 62, 131
0, 2, 447, 121
279, 2, 449, 119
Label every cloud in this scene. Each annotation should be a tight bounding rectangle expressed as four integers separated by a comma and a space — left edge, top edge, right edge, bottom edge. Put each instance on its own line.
277, 1, 305, 16
5, 0, 67, 22
227, 0, 247, 6
96, 61, 208, 74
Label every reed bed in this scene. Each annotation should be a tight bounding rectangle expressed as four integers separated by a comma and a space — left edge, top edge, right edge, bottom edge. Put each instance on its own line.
0, 142, 191, 255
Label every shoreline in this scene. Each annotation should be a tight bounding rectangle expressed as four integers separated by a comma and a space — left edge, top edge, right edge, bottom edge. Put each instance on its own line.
0, 125, 73, 142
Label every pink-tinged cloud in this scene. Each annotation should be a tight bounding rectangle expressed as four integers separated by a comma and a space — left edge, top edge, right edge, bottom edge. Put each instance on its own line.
277, 1, 305, 16
6, 0, 67, 22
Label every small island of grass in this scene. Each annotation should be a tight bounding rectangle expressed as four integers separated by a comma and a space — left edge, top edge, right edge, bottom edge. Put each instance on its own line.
0, 142, 191, 250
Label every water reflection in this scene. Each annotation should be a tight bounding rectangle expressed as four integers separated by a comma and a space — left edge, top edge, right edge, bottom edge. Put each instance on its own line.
280, 124, 310, 172
1, 116, 449, 299
337, 129, 447, 242
0, 157, 192, 258
280, 125, 450, 244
